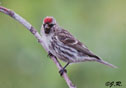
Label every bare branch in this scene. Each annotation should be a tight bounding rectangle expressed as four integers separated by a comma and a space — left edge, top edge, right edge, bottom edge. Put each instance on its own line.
0, 6, 76, 88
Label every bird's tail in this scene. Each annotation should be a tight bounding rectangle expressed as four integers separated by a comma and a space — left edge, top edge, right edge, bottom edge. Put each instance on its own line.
96, 59, 117, 68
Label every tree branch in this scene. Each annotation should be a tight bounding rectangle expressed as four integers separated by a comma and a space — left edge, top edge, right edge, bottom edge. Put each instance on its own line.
0, 6, 76, 88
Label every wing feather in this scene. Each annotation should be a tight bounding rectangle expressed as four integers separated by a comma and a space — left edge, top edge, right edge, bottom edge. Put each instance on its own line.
56, 29, 100, 59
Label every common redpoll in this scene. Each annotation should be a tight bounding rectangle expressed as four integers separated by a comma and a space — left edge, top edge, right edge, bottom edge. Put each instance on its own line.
41, 16, 117, 76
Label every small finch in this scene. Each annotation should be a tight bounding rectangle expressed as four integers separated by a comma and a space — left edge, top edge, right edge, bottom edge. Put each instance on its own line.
41, 16, 117, 76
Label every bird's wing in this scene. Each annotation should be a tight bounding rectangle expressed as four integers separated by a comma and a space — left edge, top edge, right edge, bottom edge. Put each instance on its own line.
56, 29, 100, 59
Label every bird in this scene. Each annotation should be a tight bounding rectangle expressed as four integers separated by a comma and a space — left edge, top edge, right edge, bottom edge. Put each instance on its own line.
40, 16, 117, 76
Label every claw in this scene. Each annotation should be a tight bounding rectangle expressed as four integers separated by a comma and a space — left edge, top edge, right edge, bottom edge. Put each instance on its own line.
47, 52, 57, 59
59, 68, 67, 76
47, 52, 53, 57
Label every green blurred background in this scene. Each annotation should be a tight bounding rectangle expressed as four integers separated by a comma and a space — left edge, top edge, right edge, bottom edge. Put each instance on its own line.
0, 0, 126, 88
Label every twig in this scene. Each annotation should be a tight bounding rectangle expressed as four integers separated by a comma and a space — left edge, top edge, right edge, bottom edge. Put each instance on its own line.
0, 6, 76, 88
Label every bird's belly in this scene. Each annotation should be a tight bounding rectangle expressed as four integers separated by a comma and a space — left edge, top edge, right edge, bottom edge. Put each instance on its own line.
49, 42, 85, 63
44, 36, 88, 63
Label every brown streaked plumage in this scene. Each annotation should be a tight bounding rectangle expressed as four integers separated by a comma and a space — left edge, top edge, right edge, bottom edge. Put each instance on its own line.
41, 16, 117, 76
56, 29, 101, 60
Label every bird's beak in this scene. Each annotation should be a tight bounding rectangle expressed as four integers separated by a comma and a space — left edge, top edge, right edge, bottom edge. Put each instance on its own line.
44, 24, 51, 34
44, 24, 50, 29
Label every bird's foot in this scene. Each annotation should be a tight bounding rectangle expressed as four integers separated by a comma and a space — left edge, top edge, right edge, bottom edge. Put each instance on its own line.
47, 52, 53, 57
59, 68, 67, 76
47, 52, 56, 58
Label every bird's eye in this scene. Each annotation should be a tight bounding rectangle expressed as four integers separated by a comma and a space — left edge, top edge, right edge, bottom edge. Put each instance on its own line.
49, 24, 55, 27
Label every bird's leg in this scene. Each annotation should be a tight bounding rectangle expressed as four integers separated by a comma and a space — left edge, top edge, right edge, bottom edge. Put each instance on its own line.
48, 52, 69, 76
47, 51, 57, 59
59, 62, 70, 76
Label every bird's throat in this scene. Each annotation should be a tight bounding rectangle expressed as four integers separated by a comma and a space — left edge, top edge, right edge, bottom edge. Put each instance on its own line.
45, 28, 51, 34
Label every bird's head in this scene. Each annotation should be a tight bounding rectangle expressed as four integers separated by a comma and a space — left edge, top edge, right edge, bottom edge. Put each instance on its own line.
43, 16, 56, 34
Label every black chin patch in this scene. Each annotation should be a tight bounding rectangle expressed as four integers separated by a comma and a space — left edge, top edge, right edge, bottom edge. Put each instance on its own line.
45, 28, 51, 34
43, 23, 55, 34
